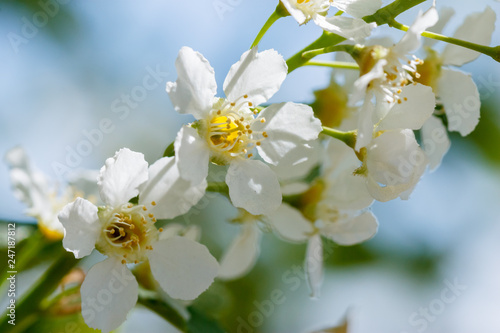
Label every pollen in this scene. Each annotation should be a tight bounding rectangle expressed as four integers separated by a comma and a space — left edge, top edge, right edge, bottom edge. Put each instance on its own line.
151, 201, 156, 206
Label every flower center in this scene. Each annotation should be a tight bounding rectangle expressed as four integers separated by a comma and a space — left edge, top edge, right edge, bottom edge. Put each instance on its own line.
97, 203, 159, 264
414, 49, 442, 92
204, 98, 267, 164
358, 45, 424, 104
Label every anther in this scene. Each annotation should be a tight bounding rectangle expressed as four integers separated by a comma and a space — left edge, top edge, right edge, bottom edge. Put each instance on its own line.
151, 201, 156, 206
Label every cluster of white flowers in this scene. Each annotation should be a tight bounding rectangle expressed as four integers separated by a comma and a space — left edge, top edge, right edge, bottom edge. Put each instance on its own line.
6, 0, 497, 331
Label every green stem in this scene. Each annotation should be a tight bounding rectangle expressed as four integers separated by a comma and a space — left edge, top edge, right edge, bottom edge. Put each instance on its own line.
302, 44, 356, 60
286, 0, 428, 73
391, 20, 500, 63
321, 126, 357, 149
137, 297, 187, 332
250, 10, 282, 49
304, 60, 359, 70
286, 31, 345, 73
363, 0, 427, 25
0, 251, 79, 332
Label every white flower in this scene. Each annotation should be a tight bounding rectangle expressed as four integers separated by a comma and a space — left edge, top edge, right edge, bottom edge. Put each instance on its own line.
351, 3, 439, 149
58, 148, 218, 333
267, 140, 378, 297
281, 0, 380, 41
354, 83, 435, 201
167, 47, 322, 215
4, 146, 98, 240
417, 7, 496, 169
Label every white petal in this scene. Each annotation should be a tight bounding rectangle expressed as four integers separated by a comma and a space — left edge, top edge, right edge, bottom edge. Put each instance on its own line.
324, 169, 374, 210
139, 156, 207, 220
218, 222, 261, 280
253, 102, 322, 165
159, 223, 201, 242
267, 203, 313, 243
269, 142, 322, 181
58, 198, 100, 259
147, 236, 219, 300
166, 46, 216, 119
80, 258, 138, 333
350, 59, 386, 106
333, 0, 382, 18
323, 138, 358, 172
425, 7, 455, 46
280, 0, 308, 24
305, 234, 323, 299
226, 159, 282, 215
365, 130, 428, 201
421, 116, 450, 171
223, 48, 287, 106
377, 84, 435, 131
442, 7, 496, 66
322, 212, 378, 245
314, 15, 376, 41
437, 68, 480, 136
98, 148, 148, 207
174, 125, 210, 184
394, 5, 438, 55
5, 147, 52, 216
355, 97, 376, 151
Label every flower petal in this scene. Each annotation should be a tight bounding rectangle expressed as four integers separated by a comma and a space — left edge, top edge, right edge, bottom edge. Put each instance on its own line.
322, 212, 378, 245
253, 102, 322, 165
333, 0, 382, 18
365, 130, 428, 201
325, 169, 374, 210
98, 148, 148, 207
314, 15, 376, 41
421, 116, 450, 171
139, 156, 206, 220
394, 5, 438, 55
305, 234, 323, 299
355, 97, 376, 151
174, 125, 210, 184
218, 222, 261, 280
159, 223, 201, 242
437, 68, 480, 136
5, 146, 52, 217
269, 142, 322, 181
80, 258, 138, 333
280, 0, 308, 25
223, 48, 287, 106
377, 83, 435, 131
166, 46, 216, 119
147, 236, 219, 300
267, 203, 313, 243
226, 159, 282, 215
442, 7, 496, 66
58, 198, 99, 259
350, 59, 386, 106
